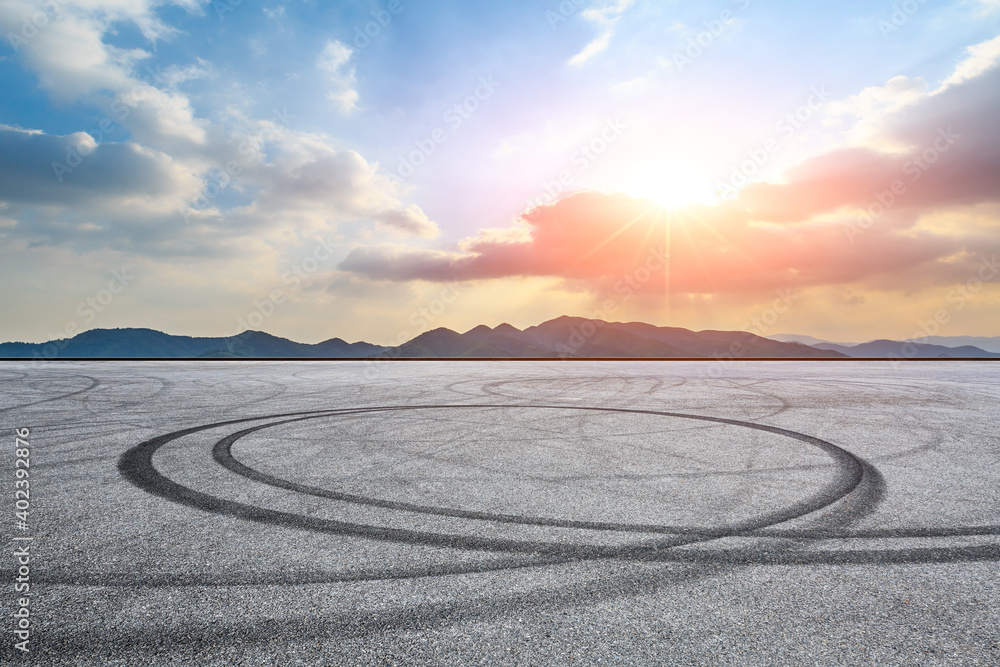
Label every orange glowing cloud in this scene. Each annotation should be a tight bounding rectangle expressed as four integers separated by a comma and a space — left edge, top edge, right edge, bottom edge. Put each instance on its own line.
340, 190, 968, 295
340, 56, 1000, 299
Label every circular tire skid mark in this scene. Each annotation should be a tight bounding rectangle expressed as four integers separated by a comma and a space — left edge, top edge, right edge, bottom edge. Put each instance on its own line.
117, 404, 957, 566
120, 404, 1000, 574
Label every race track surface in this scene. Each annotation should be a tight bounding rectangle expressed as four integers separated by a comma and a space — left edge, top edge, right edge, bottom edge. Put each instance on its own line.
1, 360, 998, 665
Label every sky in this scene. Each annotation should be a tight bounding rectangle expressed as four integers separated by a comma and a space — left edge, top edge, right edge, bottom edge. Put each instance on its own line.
1, 0, 999, 345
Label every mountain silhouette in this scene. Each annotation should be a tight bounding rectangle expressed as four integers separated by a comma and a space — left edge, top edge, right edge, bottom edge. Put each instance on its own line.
812, 339, 1000, 358
0, 328, 385, 359
3, 318, 994, 359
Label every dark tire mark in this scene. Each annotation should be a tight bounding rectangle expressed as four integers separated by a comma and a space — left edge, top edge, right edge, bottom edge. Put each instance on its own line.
0, 374, 101, 414
122, 404, 869, 557
18, 535, 1000, 662
213, 405, 863, 537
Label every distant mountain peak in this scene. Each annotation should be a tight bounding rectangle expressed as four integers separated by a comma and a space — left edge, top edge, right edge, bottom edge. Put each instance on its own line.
422, 327, 460, 337
6, 317, 993, 359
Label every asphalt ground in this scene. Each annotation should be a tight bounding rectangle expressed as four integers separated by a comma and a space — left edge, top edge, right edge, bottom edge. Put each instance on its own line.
1, 360, 998, 665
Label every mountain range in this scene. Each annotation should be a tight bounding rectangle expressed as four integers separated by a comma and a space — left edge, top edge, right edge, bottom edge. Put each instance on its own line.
386, 317, 842, 359
767, 333, 1000, 357
2, 317, 997, 359
0, 328, 383, 359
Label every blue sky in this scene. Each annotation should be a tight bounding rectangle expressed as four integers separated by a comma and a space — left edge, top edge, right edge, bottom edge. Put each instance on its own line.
1, 0, 999, 344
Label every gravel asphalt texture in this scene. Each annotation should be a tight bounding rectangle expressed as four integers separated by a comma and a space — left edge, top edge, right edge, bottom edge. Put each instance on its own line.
1, 360, 998, 665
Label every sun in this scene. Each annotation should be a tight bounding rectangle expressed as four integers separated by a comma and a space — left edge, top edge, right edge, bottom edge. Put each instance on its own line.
612, 162, 717, 210
595, 155, 717, 209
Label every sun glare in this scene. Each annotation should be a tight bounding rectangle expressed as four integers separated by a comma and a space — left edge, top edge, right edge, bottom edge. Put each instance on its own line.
614, 163, 717, 210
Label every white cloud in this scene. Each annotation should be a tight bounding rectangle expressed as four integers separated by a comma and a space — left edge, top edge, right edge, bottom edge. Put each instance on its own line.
65, 0, 202, 42
0, 5, 432, 262
826, 35, 1000, 151
974, 0, 1000, 15
232, 126, 439, 236
263, 5, 285, 20
0, 1, 208, 99
158, 59, 214, 88
316, 39, 353, 74
317, 38, 359, 113
580, 0, 634, 25
0, 125, 200, 209
0, 5, 134, 100
825, 75, 929, 149
567, 0, 634, 67
569, 32, 612, 67
0, 0, 210, 152
326, 88, 360, 114
827, 75, 928, 119
372, 205, 438, 237
121, 84, 208, 148
941, 34, 1000, 87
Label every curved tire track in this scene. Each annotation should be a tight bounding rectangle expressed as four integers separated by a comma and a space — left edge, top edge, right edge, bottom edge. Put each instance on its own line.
121, 404, 870, 558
